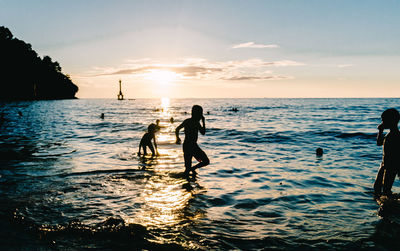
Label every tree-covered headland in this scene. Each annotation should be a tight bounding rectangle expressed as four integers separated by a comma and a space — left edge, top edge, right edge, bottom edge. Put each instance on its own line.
0, 26, 78, 100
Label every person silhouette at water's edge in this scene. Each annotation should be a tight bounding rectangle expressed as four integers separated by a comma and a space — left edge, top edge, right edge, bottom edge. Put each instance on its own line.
175, 105, 210, 176
374, 108, 400, 197
138, 123, 159, 157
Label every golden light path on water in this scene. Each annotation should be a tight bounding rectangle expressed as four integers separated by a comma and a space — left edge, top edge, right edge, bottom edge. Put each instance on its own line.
119, 97, 201, 246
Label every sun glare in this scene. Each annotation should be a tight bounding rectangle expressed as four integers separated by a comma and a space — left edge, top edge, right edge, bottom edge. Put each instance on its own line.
161, 97, 170, 112
145, 70, 179, 84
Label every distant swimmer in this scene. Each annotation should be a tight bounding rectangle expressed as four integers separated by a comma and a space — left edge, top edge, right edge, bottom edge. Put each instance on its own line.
230, 108, 238, 112
138, 123, 159, 157
207, 111, 210, 115
18, 111, 22, 116
316, 148, 323, 157
175, 105, 209, 176
170, 117, 174, 123
100, 113, 104, 119
374, 108, 400, 197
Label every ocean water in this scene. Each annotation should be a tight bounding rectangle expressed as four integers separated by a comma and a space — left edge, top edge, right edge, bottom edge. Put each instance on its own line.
0, 98, 400, 250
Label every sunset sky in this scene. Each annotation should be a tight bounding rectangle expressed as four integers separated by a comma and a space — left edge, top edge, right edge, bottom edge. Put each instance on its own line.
1, 0, 400, 98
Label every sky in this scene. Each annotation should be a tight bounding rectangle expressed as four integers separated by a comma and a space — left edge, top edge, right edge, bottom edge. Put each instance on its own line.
1, 0, 400, 98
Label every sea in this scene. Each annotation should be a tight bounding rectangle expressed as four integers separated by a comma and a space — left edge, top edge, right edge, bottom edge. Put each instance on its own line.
0, 98, 399, 250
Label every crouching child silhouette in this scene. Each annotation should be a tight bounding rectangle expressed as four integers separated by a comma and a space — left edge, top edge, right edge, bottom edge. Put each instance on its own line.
138, 123, 159, 157
374, 108, 400, 197
175, 105, 210, 175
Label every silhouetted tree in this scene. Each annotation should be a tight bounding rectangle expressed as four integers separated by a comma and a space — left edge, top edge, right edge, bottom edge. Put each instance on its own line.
0, 26, 78, 100
0, 26, 12, 40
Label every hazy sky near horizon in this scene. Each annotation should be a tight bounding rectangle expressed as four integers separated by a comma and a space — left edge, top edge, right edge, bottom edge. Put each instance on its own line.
1, 0, 400, 98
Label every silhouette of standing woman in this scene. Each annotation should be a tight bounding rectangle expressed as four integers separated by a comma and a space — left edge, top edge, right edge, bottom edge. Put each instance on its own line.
175, 105, 210, 175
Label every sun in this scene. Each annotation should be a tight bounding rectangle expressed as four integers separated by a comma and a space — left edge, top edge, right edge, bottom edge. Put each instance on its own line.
144, 70, 180, 84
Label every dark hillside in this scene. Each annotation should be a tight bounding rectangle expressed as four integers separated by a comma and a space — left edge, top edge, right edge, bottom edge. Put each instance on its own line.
0, 26, 78, 100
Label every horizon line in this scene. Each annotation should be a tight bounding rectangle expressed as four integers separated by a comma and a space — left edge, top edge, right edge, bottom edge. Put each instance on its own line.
76, 97, 400, 99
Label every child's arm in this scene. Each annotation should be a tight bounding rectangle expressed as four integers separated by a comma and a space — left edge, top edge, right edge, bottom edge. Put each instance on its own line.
377, 123, 385, 146
175, 120, 186, 144
138, 140, 142, 155
199, 116, 206, 135
153, 135, 159, 155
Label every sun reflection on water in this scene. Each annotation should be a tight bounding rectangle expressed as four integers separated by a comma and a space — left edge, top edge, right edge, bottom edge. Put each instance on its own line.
156, 133, 176, 145
142, 182, 192, 226
124, 98, 203, 231
161, 97, 170, 114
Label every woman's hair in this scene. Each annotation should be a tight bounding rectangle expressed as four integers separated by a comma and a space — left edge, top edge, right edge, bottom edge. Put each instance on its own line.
192, 105, 203, 118
382, 108, 400, 124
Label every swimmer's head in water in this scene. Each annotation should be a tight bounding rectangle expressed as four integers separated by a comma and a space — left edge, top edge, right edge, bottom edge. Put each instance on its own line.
148, 123, 156, 133
192, 105, 203, 120
156, 119, 160, 125
381, 108, 400, 128
316, 147, 323, 156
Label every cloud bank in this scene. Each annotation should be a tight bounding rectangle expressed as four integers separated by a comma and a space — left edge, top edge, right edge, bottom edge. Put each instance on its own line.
231, 42, 279, 49
337, 64, 354, 68
90, 57, 304, 82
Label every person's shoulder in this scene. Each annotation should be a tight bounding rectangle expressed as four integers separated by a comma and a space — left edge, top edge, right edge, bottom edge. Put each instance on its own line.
385, 131, 400, 144
388, 130, 400, 137
182, 118, 191, 124
393, 131, 400, 139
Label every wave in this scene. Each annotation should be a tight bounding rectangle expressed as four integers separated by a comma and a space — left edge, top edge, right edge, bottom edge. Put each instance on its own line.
313, 131, 376, 139
59, 168, 151, 177
209, 128, 375, 145
251, 105, 291, 110
335, 132, 376, 139
318, 107, 338, 110
208, 128, 295, 144
31, 149, 77, 157
6, 212, 186, 250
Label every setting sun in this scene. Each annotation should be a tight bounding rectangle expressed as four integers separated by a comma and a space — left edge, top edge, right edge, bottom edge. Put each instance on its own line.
144, 70, 180, 84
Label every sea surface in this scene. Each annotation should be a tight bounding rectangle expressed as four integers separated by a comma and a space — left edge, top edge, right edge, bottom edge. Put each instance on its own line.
1, 98, 400, 250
